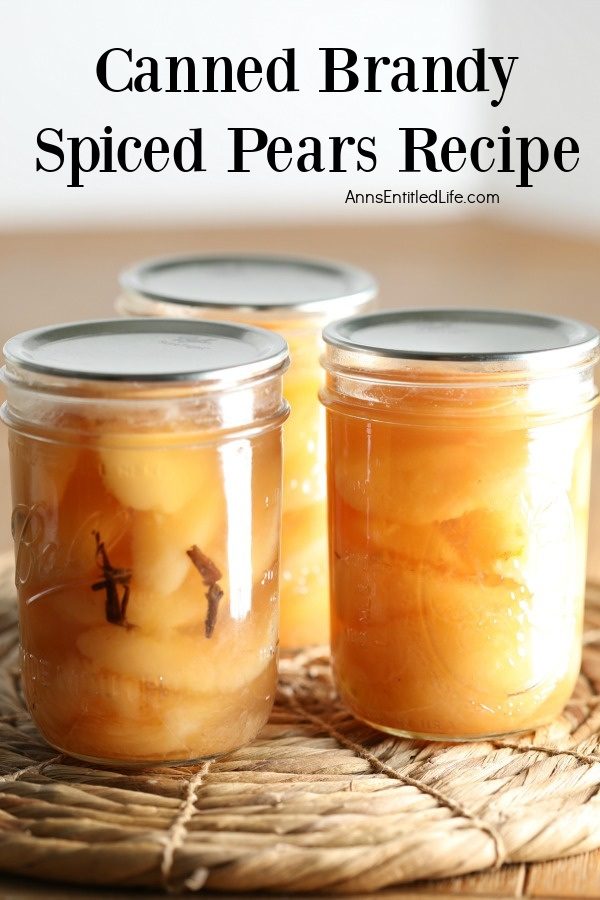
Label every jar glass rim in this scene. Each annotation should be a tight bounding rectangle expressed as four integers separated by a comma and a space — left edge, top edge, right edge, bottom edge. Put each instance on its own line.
322, 308, 600, 375
119, 252, 378, 316
3, 317, 289, 390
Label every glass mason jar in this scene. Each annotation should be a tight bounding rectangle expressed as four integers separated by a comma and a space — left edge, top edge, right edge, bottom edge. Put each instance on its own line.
116, 254, 377, 647
1, 318, 289, 766
321, 309, 599, 741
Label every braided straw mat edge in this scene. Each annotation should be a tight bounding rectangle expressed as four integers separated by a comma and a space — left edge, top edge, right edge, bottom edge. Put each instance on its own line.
0, 553, 599, 894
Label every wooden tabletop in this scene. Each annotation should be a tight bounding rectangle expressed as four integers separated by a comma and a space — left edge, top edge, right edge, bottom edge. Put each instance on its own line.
0, 220, 599, 897
0, 856, 599, 899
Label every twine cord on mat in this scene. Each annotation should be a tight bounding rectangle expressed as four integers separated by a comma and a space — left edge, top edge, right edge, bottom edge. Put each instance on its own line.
160, 760, 212, 890
491, 741, 600, 766
0, 753, 63, 785
284, 688, 507, 869
566, 695, 600, 708
583, 628, 600, 645
0, 712, 30, 723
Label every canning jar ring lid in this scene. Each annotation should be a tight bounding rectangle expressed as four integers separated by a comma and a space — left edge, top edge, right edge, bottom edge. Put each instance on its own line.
119, 253, 378, 315
3, 318, 289, 385
323, 308, 600, 372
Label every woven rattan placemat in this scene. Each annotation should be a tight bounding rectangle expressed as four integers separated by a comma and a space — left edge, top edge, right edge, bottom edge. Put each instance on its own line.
0, 553, 599, 894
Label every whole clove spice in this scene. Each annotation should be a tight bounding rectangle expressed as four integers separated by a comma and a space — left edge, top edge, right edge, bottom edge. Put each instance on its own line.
187, 545, 224, 638
91, 531, 132, 626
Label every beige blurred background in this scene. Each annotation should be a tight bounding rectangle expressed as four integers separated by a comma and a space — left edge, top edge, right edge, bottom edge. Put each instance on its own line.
1, 0, 599, 574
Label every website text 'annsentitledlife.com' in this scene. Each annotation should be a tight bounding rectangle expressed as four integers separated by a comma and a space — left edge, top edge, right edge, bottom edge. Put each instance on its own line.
345, 189, 500, 205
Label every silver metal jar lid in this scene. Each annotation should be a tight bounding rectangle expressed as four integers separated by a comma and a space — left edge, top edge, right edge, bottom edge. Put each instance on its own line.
323, 308, 600, 371
4, 318, 289, 384
119, 253, 378, 315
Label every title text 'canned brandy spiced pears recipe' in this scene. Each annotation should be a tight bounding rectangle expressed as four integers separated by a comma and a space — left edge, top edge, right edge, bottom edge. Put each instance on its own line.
117, 255, 377, 646
321, 309, 599, 741
2, 319, 289, 765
